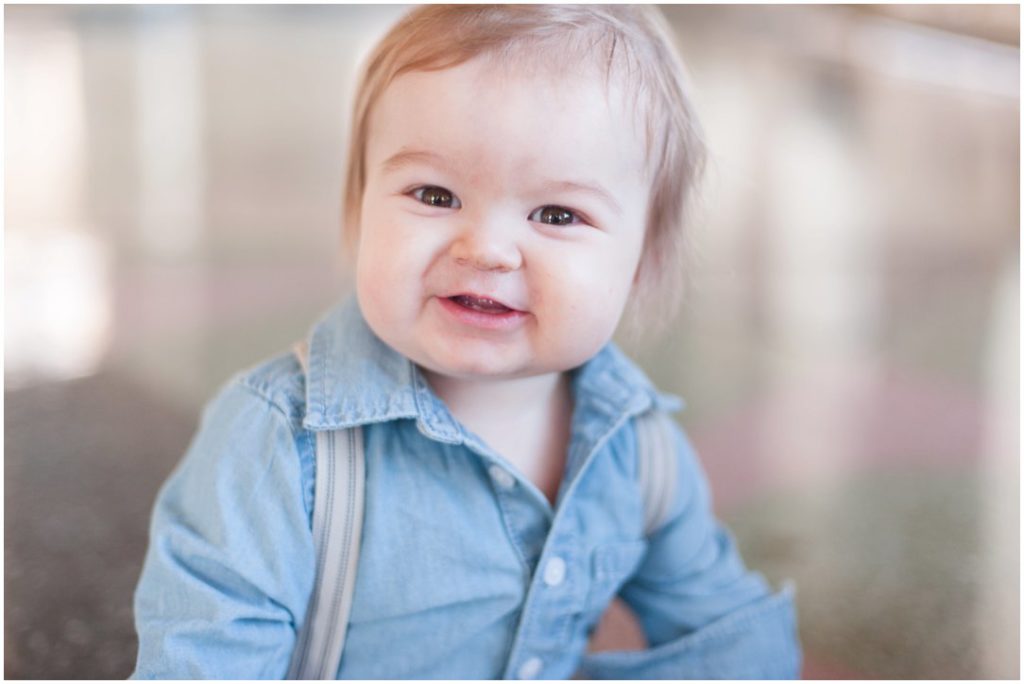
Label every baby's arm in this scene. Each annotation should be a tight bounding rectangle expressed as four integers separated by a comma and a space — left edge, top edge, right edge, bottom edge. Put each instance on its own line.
579, 421, 802, 679
131, 378, 314, 678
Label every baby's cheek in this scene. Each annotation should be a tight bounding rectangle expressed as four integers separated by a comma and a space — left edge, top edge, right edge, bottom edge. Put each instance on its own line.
355, 268, 386, 332
536, 304, 610, 370
554, 260, 627, 325
355, 247, 399, 327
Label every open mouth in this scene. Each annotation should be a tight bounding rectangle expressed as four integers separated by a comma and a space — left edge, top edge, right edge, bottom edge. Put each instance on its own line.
438, 293, 527, 330
447, 294, 517, 315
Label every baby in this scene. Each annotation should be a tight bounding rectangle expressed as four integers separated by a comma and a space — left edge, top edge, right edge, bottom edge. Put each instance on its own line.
132, 5, 801, 679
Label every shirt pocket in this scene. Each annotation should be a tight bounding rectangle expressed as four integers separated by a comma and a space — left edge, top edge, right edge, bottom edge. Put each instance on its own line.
580, 539, 648, 637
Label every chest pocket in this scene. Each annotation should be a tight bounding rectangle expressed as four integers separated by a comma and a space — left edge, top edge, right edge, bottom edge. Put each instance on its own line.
580, 539, 648, 634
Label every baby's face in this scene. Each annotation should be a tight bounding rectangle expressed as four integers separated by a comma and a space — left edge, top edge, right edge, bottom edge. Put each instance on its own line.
356, 57, 649, 382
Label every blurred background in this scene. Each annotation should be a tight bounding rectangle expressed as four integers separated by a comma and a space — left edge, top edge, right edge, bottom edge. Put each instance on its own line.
4, 4, 1019, 679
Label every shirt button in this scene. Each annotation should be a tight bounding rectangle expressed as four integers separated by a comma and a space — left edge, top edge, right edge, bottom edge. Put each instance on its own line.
542, 556, 566, 587
488, 464, 516, 490
518, 657, 543, 679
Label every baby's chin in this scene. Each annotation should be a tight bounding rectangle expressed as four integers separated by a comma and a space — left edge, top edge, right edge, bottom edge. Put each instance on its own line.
415, 349, 543, 381
414, 340, 590, 384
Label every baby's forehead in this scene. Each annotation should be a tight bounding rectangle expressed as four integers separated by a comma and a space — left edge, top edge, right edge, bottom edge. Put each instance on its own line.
470, 49, 641, 115
391, 54, 647, 143
373, 57, 650, 180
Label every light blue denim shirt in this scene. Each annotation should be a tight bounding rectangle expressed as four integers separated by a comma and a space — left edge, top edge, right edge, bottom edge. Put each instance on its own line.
132, 296, 801, 679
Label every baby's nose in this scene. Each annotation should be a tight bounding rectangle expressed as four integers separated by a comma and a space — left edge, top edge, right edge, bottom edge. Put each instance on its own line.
450, 223, 523, 272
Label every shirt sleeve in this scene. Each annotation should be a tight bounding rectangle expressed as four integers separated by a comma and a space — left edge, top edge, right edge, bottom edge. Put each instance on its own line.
131, 379, 315, 679
578, 419, 802, 679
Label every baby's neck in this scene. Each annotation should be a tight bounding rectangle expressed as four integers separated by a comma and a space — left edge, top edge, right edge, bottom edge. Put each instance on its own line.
421, 368, 572, 435
418, 367, 574, 504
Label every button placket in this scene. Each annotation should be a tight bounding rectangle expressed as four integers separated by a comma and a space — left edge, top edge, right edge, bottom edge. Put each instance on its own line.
501, 418, 631, 680
510, 546, 588, 665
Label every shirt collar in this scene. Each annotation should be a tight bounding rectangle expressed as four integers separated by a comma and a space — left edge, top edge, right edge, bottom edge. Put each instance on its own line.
301, 295, 684, 438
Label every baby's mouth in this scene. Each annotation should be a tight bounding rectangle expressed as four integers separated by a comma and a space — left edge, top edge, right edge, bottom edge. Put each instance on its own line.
447, 294, 514, 314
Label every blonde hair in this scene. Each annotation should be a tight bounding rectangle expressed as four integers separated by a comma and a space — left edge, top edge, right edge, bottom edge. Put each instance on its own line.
342, 4, 706, 343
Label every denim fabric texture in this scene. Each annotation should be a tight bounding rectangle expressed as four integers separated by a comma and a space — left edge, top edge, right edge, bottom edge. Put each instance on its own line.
131, 296, 802, 679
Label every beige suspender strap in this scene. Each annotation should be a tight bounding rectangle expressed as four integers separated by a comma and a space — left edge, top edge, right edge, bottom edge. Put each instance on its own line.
288, 341, 366, 680
635, 410, 679, 537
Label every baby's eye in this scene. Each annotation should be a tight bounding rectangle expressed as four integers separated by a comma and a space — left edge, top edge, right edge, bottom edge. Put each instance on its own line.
529, 205, 582, 226
411, 185, 461, 209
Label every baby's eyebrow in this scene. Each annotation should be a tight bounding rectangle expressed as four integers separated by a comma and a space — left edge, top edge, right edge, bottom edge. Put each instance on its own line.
380, 147, 455, 176
540, 179, 622, 216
